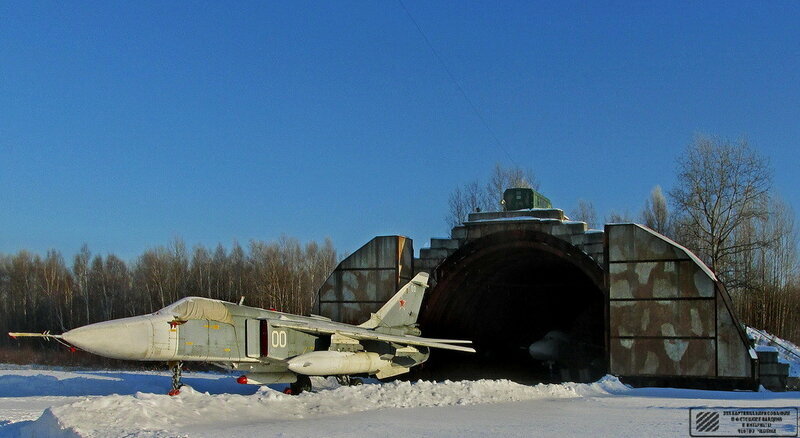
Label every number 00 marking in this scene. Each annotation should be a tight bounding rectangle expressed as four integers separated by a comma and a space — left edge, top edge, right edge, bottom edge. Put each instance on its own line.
271, 330, 287, 348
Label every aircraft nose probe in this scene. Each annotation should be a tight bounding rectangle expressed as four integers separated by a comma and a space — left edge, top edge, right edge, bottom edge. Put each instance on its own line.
9, 315, 156, 360
8, 330, 78, 352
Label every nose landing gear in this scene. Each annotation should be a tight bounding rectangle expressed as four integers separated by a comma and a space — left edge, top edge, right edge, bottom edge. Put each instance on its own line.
168, 361, 184, 396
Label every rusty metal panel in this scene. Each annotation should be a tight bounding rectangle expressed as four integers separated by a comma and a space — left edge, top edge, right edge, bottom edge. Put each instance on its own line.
319, 269, 389, 302
375, 237, 398, 269
338, 302, 382, 325
608, 224, 686, 262
610, 300, 715, 337
318, 268, 403, 303
319, 302, 384, 325
318, 270, 339, 302
606, 223, 753, 381
607, 225, 634, 262
610, 338, 715, 376
629, 227, 685, 261
339, 241, 377, 270
342, 270, 375, 301
374, 270, 398, 302
609, 261, 714, 299
338, 236, 402, 270
315, 236, 414, 323
319, 302, 340, 322
716, 294, 753, 378
399, 236, 413, 282
679, 262, 716, 298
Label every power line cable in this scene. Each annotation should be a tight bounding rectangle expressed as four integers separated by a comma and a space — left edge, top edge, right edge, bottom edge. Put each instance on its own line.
398, 0, 516, 165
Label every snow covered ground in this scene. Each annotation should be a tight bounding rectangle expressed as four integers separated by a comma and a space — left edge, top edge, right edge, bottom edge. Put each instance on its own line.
0, 366, 797, 438
748, 327, 800, 377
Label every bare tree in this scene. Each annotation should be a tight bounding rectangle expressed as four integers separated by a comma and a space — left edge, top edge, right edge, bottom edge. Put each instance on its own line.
730, 198, 799, 340
641, 185, 671, 236
37, 250, 72, 331
664, 136, 800, 342
607, 209, 634, 224
760, 200, 799, 288
1, 235, 341, 356
166, 238, 189, 305
668, 135, 772, 284
73, 245, 91, 325
446, 163, 538, 229
229, 241, 249, 302
9, 251, 36, 329
571, 199, 597, 229
209, 243, 230, 301
486, 163, 536, 207
446, 180, 485, 229
189, 245, 213, 298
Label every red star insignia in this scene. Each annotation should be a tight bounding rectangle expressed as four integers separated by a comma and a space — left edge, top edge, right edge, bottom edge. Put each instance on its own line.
399, 299, 406, 308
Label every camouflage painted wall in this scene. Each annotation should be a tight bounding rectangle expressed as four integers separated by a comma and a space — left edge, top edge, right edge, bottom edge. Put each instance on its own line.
607, 224, 755, 380
315, 236, 413, 324
313, 221, 755, 385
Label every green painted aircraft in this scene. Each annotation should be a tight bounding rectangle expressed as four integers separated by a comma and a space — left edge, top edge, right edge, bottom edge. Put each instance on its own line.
11, 272, 474, 395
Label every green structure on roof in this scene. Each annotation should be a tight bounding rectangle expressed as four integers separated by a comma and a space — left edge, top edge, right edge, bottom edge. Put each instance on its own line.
502, 187, 552, 211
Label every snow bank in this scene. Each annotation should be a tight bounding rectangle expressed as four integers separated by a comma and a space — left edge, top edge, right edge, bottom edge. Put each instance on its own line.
747, 327, 800, 377
19, 376, 630, 437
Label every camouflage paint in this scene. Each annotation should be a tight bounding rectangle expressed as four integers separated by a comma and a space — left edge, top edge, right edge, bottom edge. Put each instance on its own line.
607, 224, 755, 380
315, 236, 413, 325
313, 211, 755, 387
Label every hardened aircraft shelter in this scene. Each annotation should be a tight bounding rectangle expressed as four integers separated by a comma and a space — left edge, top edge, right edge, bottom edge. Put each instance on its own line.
314, 207, 758, 389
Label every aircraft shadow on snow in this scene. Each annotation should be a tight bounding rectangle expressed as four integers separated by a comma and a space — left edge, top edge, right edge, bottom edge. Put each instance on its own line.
0, 371, 260, 397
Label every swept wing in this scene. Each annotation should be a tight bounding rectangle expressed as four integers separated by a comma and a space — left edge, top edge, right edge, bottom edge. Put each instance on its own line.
270, 318, 475, 353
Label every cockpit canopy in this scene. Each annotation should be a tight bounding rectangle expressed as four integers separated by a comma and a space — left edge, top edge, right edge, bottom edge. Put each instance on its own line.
155, 297, 233, 324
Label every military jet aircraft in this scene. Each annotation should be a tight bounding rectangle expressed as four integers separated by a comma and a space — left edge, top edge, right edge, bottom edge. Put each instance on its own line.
527, 330, 603, 383
10, 272, 474, 395
527, 330, 574, 364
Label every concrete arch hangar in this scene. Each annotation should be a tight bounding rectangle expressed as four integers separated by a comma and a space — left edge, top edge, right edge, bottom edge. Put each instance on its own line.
314, 211, 757, 389
418, 229, 607, 382
313, 231, 608, 383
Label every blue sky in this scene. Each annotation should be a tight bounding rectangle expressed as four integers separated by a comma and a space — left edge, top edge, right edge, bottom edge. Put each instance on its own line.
2, 1, 799, 261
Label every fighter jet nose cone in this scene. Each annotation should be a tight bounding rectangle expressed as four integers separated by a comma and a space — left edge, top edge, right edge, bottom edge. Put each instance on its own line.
528, 341, 555, 361
63, 316, 154, 360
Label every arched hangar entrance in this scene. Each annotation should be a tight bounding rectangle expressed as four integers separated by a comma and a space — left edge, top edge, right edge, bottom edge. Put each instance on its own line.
316, 225, 759, 389
417, 230, 607, 383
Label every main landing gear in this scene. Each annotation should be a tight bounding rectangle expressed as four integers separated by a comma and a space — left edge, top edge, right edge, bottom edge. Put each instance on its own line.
336, 375, 363, 387
281, 375, 364, 396
168, 361, 184, 396
281, 374, 364, 395
284, 375, 312, 395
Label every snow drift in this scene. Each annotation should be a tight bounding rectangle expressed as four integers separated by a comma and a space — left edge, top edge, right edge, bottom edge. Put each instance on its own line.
747, 326, 800, 377
18, 376, 630, 437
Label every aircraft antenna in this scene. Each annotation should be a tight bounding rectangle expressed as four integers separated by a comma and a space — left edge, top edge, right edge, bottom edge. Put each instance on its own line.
398, 0, 517, 166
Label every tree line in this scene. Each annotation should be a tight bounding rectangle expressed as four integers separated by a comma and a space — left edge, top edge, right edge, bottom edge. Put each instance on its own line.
0, 237, 338, 348
654, 136, 799, 344
448, 138, 799, 344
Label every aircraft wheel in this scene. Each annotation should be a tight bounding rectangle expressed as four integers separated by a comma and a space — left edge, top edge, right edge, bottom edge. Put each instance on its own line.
350, 378, 363, 386
289, 375, 312, 394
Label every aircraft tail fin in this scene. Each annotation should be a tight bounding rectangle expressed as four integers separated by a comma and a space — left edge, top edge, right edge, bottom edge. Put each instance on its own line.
358, 272, 429, 330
